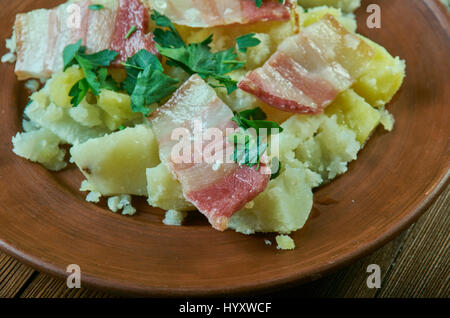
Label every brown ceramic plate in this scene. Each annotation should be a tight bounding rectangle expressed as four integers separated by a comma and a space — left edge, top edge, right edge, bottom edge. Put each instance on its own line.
0, 0, 448, 297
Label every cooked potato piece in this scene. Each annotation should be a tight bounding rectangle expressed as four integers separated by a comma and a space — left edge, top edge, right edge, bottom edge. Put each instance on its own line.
146, 163, 195, 211
25, 98, 109, 145
12, 128, 66, 171
299, 5, 357, 32
325, 89, 381, 144
276, 235, 296, 250
69, 100, 104, 128
280, 113, 361, 182
298, 0, 361, 13
353, 36, 406, 107
49, 66, 84, 108
229, 160, 318, 234
70, 125, 160, 196
97, 90, 142, 130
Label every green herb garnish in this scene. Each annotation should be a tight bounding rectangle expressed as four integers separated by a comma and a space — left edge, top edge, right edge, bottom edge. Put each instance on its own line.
270, 158, 282, 180
236, 33, 261, 53
122, 49, 179, 116
88, 4, 104, 10
253, 0, 285, 8
230, 108, 283, 168
125, 25, 138, 39
151, 10, 245, 94
232, 107, 284, 135
63, 40, 119, 106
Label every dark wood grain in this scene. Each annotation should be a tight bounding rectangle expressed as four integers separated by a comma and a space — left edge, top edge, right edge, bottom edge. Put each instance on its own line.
0, 0, 448, 296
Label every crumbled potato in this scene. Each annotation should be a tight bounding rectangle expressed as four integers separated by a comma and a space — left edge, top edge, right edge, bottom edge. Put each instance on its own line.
69, 100, 104, 128
25, 97, 109, 145
163, 210, 188, 226
298, 0, 361, 13
275, 235, 296, 250
70, 125, 160, 196
298, 5, 357, 32
280, 113, 361, 182
146, 163, 195, 211
97, 90, 142, 130
12, 128, 66, 171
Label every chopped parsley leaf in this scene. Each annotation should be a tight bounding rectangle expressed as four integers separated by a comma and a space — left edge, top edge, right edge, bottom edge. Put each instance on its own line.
63, 40, 119, 106
236, 33, 261, 53
88, 4, 104, 10
151, 10, 245, 94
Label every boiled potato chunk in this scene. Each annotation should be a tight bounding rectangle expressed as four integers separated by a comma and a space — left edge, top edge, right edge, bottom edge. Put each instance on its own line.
49, 66, 84, 108
25, 98, 109, 145
325, 89, 381, 144
12, 128, 66, 171
69, 100, 104, 128
97, 90, 141, 131
298, 5, 357, 32
70, 125, 160, 196
146, 163, 194, 211
281, 114, 361, 182
353, 36, 406, 107
229, 161, 318, 234
298, 0, 361, 13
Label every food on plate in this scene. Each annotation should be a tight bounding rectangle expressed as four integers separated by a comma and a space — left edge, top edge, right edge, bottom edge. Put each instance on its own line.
14, 0, 157, 80
147, 0, 292, 28
6, 0, 405, 249
151, 74, 271, 230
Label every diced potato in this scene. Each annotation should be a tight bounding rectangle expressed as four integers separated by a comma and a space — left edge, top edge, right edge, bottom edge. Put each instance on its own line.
146, 163, 195, 211
163, 210, 188, 226
25, 99, 109, 145
352, 36, 406, 107
281, 114, 361, 182
70, 125, 160, 196
229, 160, 317, 234
69, 100, 104, 128
276, 235, 296, 250
238, 33, 274, 70
298, 0, 361, 13
378, 106, 395, 131
299, 5, 357, 32
49, 66, 84, 108
97, 89, 142, 130
12, 128, 66, 171
325, 89, 381, 144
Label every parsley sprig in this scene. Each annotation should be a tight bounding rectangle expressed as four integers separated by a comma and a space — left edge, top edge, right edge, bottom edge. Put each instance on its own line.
122, 49, 180, 116
236, 33, 261, 53
253, 0, 285, 8
229, 107, 283, 171
151, 11, 245, 94
63, 40, 118, 106
232, 107, 284, 134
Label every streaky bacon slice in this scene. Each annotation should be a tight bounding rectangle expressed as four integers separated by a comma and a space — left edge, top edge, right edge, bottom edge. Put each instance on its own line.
238, 14, 375, 114
148, 0, 291, 28
151, 74, 270, 231
14, 0, 158, 80
110, 0, 158, 64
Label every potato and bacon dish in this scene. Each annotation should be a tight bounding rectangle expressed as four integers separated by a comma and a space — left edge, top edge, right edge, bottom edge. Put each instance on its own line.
5, 0, 405, 249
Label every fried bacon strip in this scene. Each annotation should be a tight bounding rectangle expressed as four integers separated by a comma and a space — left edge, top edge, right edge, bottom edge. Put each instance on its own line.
238, 15, 375, 114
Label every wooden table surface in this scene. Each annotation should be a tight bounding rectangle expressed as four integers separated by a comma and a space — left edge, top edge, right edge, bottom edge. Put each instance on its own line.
0, 185, 448, 298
